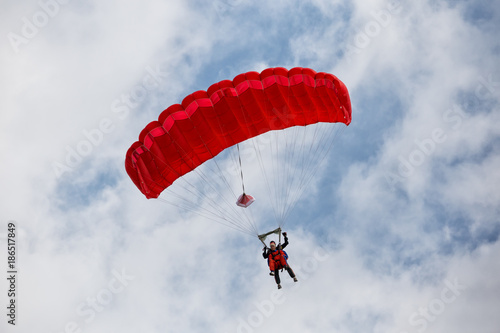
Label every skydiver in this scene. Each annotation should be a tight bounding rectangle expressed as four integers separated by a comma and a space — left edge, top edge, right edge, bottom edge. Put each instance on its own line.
262, 232, 298, 289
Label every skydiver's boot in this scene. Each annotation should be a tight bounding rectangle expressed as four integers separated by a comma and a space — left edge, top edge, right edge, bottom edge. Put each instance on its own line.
293, 277, 298, 282
269, 271, 274, 276
277, 284, 282, 289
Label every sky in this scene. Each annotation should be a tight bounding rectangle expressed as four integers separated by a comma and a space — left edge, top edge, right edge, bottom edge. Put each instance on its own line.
1, 0, 500, 332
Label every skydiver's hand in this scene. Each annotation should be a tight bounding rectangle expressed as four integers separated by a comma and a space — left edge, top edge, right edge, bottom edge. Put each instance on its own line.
263, 246, 267, 251
282, 232, 287, 237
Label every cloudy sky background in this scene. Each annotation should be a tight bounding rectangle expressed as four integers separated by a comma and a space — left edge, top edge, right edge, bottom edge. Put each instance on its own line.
1, 0, 499, 332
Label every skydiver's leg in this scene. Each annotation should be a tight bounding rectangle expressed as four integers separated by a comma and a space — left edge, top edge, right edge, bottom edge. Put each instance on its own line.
279, 256, 287, 268
286, 265, 298, 281
274, 268, 281, 285
269, 259, 276, 276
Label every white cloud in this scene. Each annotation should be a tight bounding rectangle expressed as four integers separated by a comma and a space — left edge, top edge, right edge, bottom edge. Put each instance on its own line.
1, 0, 499, 332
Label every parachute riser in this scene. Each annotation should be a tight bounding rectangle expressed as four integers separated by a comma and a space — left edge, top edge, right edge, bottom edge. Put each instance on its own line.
236, 143, 245, 193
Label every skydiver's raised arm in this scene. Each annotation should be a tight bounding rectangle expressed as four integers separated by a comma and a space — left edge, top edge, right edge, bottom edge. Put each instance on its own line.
281, 233, 289, 249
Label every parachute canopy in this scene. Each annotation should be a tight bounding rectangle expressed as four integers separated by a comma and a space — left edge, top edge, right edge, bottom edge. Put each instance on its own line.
125, 67, 351, 200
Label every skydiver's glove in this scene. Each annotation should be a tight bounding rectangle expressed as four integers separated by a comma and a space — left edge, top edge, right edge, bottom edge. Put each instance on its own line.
263, 246, 267, 252
282, 232, 287, 237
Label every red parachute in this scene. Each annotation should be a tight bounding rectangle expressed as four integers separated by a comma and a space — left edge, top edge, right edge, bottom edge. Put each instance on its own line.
126, 67, 351, 201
